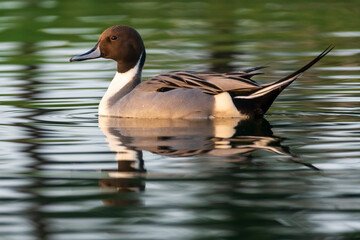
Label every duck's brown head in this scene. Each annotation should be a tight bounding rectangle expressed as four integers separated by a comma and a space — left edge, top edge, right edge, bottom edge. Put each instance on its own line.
70, 25, 146, 73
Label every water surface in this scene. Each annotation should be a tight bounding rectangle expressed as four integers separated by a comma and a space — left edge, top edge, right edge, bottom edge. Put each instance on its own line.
0, 0, 360, 239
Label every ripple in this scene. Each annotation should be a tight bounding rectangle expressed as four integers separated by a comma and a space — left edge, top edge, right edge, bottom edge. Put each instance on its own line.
327, 31, 360, 37
0, 1, 26, 9
330, 48, 360, 56
41, 28, 100, 35
77, 15, 127, 23
321, 75, 360, 80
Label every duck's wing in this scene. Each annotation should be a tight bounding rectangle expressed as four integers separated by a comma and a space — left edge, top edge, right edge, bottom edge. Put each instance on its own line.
143, 71, 223, 95
142, 45, 333, 101
198, 66, 267, 96
142, 67, 266, 95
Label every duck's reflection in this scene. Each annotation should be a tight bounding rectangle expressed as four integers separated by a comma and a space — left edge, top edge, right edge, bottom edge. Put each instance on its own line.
99, 117, 294, 159
97, 117, 311, 205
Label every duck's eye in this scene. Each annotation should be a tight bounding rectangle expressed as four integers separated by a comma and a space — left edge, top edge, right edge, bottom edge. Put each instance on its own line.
111, 36, 117, 40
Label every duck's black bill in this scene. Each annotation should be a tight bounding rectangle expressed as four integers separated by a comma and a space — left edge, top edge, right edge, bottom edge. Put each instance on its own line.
70, 43, 103, 62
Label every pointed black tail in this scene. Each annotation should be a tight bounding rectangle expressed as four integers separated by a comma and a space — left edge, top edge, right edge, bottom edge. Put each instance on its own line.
234, 46, 334, 118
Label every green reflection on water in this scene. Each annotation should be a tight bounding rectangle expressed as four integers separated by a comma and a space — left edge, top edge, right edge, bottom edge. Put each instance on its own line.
0, 0, 360, 240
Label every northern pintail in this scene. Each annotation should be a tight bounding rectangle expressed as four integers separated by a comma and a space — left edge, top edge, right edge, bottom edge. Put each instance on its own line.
70, 25, 333, 119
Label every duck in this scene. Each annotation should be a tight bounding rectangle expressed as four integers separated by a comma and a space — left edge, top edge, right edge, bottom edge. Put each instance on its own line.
70, 25, 333, 119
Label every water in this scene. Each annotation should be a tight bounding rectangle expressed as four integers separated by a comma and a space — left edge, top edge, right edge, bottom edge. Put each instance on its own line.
1, 0, 360, 239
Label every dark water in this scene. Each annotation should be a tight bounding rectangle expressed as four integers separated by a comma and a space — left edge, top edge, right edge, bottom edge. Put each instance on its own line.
1, 0, 360, 239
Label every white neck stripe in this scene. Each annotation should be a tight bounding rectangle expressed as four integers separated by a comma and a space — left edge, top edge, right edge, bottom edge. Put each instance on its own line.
99, 53, 143, 115
105, 53, 143, 97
